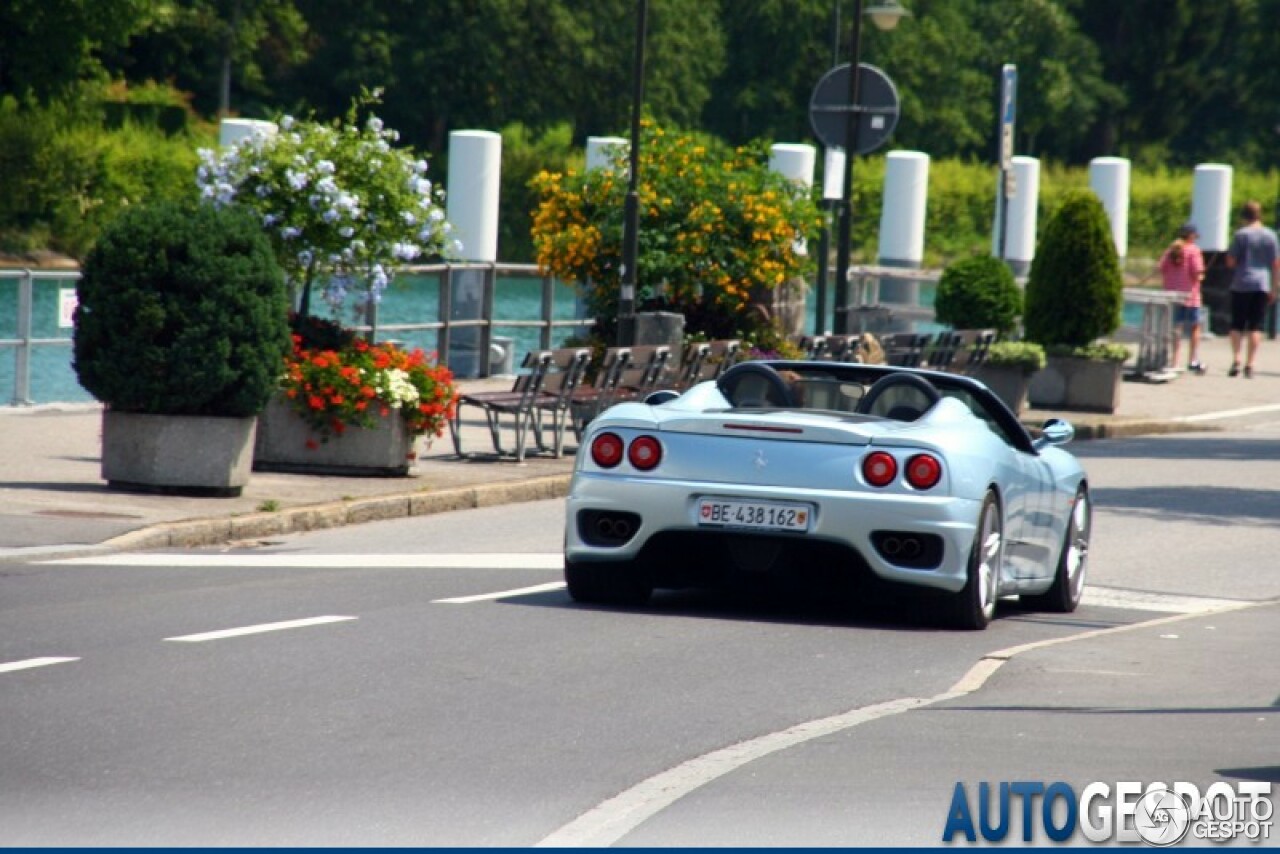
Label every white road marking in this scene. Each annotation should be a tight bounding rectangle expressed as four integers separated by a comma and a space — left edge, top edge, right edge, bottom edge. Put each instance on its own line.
1082, 585, 1245, 614
537, 598, 1262, 847
165, 615, 356, 643
45, 553, 564, 570
434, 581, 567, 604
1175, 402, 1280, 423
0, 657, 79, 674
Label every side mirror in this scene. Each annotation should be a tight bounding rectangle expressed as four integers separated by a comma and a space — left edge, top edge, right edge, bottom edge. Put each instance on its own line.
1034, 418, 1075, 450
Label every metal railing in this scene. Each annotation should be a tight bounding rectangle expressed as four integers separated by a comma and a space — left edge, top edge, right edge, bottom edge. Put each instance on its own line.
367, 262, 590, 376
2, 261, 1173, 406
0, 268, 80, 406
0, 263, 589, 406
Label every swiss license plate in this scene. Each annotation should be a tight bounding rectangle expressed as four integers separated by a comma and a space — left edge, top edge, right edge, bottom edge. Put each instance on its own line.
696, 498, 811, 532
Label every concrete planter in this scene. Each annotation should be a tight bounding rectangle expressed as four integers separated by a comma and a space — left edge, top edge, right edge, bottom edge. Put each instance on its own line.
253, 396, 417, 477
101, 411, 256, 497
1027, 356, 1123, 413
972, 364, 1032, 416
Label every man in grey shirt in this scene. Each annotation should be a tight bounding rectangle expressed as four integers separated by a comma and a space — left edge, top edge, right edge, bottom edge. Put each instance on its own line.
1225, 200, 1280, 377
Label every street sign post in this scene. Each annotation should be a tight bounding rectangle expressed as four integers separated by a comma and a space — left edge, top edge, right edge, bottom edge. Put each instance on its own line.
809, 63, 901, 155
996, 64, 1017, 261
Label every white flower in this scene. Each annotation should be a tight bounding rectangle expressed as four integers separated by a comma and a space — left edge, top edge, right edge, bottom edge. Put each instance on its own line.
339, 226, 355, 238
382, 368, 419, 407
280, 226, 301, 240
281, 115, 295, 130
367, 116, 384, 133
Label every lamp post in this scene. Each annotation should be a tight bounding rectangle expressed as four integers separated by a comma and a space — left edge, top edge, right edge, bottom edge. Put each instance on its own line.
618, 0, 649, 346
832, 0, 909, 333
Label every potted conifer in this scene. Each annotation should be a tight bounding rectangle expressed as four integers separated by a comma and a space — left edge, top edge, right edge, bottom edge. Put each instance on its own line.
1023, 190, 1129, 413
933, 253, 1043, 414
73, 201, 290, 496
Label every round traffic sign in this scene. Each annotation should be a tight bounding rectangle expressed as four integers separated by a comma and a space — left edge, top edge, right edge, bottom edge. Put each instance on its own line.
809, 63, 900, 155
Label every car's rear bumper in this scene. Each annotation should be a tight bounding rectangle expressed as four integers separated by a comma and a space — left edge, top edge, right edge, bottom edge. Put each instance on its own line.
565, 473, 982, 594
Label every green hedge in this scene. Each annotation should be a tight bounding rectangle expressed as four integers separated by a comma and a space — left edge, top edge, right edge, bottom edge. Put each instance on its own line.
4, 92, 1280, 268
0, 96, 209, 258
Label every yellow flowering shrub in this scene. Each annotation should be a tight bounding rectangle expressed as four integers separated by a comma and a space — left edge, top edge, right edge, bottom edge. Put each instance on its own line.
530, 123, 820, 342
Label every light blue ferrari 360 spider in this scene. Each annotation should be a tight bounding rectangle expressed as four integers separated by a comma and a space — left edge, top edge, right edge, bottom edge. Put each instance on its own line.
563, 360, 1091, 630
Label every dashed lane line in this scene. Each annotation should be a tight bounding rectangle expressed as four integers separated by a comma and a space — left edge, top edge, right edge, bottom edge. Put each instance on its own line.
434, 581, 567, 604
45, 553, 564, 570
164, 615, 357, 643
0, 657, 80, 674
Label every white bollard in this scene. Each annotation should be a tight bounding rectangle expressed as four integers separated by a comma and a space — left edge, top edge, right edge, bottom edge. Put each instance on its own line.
991, 156, 1041, 276
218, 118, 276, 148
877, 151, 929, 267
768, 143, 817, 190
1191, 164, 1233, 252
445, 130, 502, 378
585, 136, 628, 173
876, 151, 929, 330
1089, 156, 1131, 260
446, 130, 502, 262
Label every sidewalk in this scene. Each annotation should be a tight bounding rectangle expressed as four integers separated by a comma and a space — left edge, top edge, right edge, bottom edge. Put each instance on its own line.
2, 333, 1277, 562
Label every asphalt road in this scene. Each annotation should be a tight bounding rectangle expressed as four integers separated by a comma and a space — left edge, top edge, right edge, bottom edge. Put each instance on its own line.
1, 427, 1277, 845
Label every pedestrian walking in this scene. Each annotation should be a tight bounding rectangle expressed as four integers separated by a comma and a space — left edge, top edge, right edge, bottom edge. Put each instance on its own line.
1158, 222, 1206, 373
1224, 200, 1279, 378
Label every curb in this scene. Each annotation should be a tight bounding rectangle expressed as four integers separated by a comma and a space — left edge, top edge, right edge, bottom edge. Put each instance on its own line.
1020, 416, 1220, 441
3, 415, 1215, 565
2, 474, 571, 563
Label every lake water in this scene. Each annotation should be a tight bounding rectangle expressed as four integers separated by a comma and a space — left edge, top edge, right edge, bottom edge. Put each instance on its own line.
0, 272, 596, 406
2, 269, 1142, 407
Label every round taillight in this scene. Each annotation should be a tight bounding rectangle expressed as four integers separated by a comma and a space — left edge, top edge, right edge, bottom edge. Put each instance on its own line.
628, 435, 663, 471
905, 453, 942, 490
591, 432, 624, 468
862, 451, 898, 487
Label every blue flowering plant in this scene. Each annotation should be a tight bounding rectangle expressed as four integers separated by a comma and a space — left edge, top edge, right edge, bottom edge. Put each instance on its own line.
196, 91, 457, 335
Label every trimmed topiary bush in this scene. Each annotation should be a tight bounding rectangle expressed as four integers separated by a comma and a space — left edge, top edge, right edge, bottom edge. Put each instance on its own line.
933, 254, 1022, 334
73, 201, 290, 417
1023, 190, 1124, 348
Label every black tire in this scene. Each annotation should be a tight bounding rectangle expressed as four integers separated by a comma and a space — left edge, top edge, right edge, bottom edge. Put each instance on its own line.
1023, 484, 1090, 613
942, 491, 1002, 630
564, 557, 653, 606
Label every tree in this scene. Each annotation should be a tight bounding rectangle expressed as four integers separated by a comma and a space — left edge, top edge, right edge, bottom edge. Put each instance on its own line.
100, 0, 309, 119
702, 0, 834, 145
0, 0, 149, 102
285, 0, 725, 154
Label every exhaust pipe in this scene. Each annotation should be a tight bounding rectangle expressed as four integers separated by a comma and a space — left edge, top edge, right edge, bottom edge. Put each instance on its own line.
881, 536, 902, 556
899, 538, 922, 559
583, 510, 641, 546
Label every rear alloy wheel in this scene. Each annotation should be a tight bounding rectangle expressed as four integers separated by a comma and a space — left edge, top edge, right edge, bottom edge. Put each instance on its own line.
564, 557, 653, 606
1023, 485, 1090, 613
944, 491, 1002, 630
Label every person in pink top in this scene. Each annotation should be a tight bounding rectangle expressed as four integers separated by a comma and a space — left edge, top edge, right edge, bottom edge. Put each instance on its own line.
1159, 222, 1207, 373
